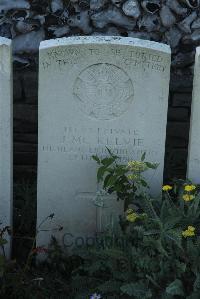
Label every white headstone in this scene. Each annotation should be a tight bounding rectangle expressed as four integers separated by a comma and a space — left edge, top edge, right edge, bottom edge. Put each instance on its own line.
188, 47, 200, 182
37, 36, 171, 249
0, 37, 12, 257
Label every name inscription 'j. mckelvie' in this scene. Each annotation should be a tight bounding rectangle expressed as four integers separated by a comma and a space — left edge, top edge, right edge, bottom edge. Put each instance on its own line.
41, 126, 158, 162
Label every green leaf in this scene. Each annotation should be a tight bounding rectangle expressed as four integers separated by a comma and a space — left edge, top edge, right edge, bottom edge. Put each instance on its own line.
0, 255, 5, 267
140, 179, 148, 187
187, 292, 200, 299
155, 239, 169, 257
121, 282, 152, 298
0, 238, 7, 246
115, 166, 128, 176
101, 157, 115, 167
106, 147, 118, 159
103, 173, 113, 188
192, 196, 200, 216
160, 200, 168, 221
141, 152, 146, 161
92, 155, 100, 164
145, 162, 159, 169
97, 280, 120, 293
106, 175, 118, 188
161, 294, 174, 299
106, 147, 113, 156
165, 230, 183, 250
175, 260, 186, 275
194, 273, 200, 292
166, 279, 184, 296
163, 216, 182, 230
97, 166, 107, 182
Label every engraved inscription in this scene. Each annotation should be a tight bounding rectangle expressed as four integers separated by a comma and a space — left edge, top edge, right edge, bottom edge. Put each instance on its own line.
41, 46, 167, 74
41, 125, 159, 163
73, 63, 134, 120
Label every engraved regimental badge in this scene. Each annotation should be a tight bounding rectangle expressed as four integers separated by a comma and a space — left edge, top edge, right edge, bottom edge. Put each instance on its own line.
73, 63, 134, 120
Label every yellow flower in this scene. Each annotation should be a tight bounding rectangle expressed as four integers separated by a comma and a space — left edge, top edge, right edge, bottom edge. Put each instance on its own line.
127, 174, 139, 181
126, 213, 138, 222
184, 185, 196, 192
162, 185, 172, 191
127, 161, 148, 172
182, 194, 195, 202
182, 231, 195, 238
127, 174, 133, 180
188, 226, 195, 232
126, 208, 134, 214
182, 226, 196, 238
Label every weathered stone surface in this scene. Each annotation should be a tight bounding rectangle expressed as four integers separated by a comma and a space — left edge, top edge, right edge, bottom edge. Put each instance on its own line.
138, 14, 161, 32
164, 26, 182, 49
37, 36, 170, 248
67, 11, 93, 34
160, 5, 176, 28
91, 6, 136, 30
90, 0, 108, 11
141, 0, 160, 14
122, 0, 141, 19
192, 17, 200, 30
178, 12, 197, 34
183, 29, 200, 45
0, 37, 12, 257
182, 0, 200, 9
188, 47, 200, 182
166, 0, 187, 16
13, 29, 45, 54
0, 0, 30, 12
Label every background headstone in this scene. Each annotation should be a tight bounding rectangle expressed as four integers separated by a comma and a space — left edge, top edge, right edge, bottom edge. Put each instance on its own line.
187, 47, 200, 183
37, 36, 171, 249
0, 37, 12, 257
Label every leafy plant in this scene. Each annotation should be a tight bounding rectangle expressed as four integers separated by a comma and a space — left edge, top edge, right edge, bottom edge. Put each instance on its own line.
69, 151, 200, 298
92, 149, 158, 211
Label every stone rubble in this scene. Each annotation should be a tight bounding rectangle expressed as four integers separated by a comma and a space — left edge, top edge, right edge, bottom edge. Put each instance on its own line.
0, 0, 198, 75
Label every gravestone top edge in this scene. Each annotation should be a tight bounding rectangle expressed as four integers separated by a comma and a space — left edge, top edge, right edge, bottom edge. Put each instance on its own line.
0, 37, 11, 46
196, 46, 200, 56
39, 36, 171, 54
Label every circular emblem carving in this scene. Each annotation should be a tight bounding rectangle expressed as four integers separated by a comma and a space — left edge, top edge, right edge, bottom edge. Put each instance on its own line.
73, 63, 134, 120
